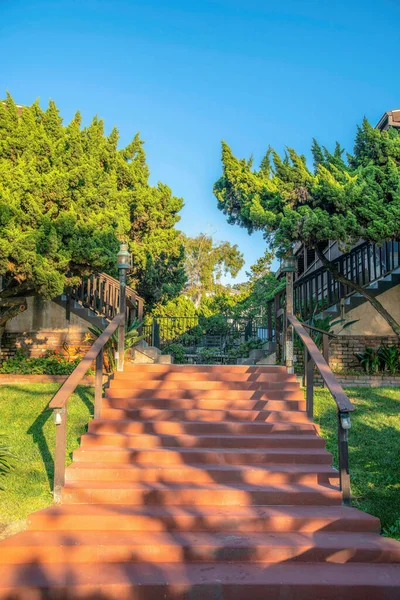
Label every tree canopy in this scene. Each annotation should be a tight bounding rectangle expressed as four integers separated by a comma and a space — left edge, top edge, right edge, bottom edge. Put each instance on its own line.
183, 233, 244, 306
0, 94, 185, 332
214, 120, 400, 335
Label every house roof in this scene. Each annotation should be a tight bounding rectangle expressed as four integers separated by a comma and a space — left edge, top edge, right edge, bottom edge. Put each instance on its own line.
376, 109, 400, 131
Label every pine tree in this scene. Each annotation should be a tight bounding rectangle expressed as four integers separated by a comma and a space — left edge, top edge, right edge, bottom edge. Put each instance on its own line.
214, 121, 400, 337
0, 94, 186, 339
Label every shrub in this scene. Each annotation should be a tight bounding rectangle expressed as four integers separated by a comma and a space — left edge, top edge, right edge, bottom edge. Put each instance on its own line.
162, 343, 186, 364
0, 349, 81, 375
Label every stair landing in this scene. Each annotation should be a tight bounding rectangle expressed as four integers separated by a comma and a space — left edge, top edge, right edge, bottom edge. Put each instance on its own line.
0, 364, 399, 599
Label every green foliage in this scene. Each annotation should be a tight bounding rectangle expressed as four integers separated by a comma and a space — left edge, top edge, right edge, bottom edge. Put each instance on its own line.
87, 319, 142, 372
200, 314, 231, 336
183, 233, 244, 305
0, 94, 185, 325
228, 338, 263, 360
162, 343, 186, 364
354, 345, 400, 374
0, 349, 80, 375
215, 122, 400, 257
378, 345, 400, 375
0, 439, 15, 491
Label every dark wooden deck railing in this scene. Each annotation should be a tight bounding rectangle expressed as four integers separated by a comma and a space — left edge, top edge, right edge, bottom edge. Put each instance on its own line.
49, 313, 124, 502
293, 240, 399, 322
287, 312, 354, 505
68, 272, 144, 327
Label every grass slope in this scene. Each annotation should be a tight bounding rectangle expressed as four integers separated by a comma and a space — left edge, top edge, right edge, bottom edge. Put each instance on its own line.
0, 384, 399, 540
0, 383, 93, 539
315, 387, 400, 540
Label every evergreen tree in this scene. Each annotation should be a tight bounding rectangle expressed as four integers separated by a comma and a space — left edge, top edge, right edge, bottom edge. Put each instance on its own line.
214, 121, 400, 337
0, 94, 185, 339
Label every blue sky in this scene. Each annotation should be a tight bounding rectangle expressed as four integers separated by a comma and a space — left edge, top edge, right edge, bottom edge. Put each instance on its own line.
2, 0, 400, 282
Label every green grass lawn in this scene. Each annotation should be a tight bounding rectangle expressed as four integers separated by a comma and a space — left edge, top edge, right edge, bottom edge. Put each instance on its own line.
0, 383, 94, 539
0, 383, 399, 541
314, 387, 400, 540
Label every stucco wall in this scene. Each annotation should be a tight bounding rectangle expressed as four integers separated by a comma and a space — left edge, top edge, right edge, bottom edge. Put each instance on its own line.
332, 285, 400, 336
5, 297, 89, 333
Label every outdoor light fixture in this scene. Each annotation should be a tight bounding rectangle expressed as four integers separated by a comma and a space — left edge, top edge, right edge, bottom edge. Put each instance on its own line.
53, 408, 64, 425
340, 412, 352, 430
117, 242, 132, 270
281, 253, 297, 273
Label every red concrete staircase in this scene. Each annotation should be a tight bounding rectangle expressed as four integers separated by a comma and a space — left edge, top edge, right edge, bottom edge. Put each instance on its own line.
1, 364, 400, 599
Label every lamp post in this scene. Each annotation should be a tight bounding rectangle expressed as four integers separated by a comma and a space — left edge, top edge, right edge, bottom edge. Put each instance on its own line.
117, 242, 132, 372
281, 252, 297, 374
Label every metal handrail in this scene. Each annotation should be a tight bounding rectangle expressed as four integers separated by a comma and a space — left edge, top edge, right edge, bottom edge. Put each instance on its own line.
287, 312, 353, 505
49, 313, 124, 502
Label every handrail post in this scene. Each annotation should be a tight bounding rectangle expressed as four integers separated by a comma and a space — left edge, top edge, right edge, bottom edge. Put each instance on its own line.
53, 407, 67, 503
117, 267, 126, 372
94, 348, 103, 419
338, 411, 351, 505
285, 271, 294, 374
305, 348, 314, 419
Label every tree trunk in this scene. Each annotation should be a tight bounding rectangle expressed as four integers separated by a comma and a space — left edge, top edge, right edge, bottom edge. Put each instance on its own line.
315, 248, 400, 339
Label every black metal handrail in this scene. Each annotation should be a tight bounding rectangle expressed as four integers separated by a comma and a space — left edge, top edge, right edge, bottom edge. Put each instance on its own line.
287, 313, 354, 505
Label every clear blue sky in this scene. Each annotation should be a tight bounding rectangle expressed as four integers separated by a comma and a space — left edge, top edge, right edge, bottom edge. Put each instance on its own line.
2, 0, 400, 282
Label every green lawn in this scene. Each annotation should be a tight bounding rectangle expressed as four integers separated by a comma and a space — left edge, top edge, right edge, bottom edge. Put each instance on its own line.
314, 387, 400, 540
0, 384, 399, 541
0, 384, 94, 539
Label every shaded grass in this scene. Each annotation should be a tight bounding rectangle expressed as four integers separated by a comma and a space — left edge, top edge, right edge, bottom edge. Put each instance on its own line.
314, 387, 400, 540
0, 383, 93, 538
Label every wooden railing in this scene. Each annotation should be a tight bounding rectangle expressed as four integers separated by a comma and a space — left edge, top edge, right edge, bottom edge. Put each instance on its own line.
67, 272, 144, 326
49, 313, 124, 502
287, 313, 354, 505
293, 240, 399, 321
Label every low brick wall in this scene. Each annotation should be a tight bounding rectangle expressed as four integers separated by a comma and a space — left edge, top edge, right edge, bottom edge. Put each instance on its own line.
314, 375, 400, 387
1, 330, 91, 359
0, 374, 103, 385
329, 335, 399, 371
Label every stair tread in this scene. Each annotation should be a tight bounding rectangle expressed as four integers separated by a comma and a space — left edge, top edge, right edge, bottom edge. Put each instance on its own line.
63, 481, 339, 491
30, 503, 379, 521
84, 432, 321, 440
76, 446, 329, 454
1, 561, 399, 590
2, 530, 397, 550
67, 462, 337, 473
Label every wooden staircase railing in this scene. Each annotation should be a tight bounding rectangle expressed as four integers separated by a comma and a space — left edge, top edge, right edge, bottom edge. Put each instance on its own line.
49, 313, 124, 502
67, 272, 144, 326
287, 312, 354, 505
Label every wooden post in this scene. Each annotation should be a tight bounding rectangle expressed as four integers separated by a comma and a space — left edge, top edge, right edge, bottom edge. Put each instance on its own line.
137, 298, 144, 335
338, 411, 351, 505
286, 272, 294, 374
117, 269, 126, 372
94, 348, 103, 419
305, 349, 314, 419
267, 302, 273, 342
53, 407, 67, 503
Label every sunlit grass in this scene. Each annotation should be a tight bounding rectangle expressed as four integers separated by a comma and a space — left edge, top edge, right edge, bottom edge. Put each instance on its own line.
0, 384, 93, 539
314, 387, 400, 540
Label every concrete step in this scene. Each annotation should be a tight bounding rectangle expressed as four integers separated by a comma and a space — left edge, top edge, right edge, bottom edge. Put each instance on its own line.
65, 463, 339, 485
61, 481, 341, 506
72, 446, 333, 465
100, 407, 312, 423
105, 387, 304, 400
123, 364, 288, 373
109, 379, 301, 391
2, 531, 399, 565
113, 371, 296, 383
79, 432, 326, 450
1, 562, 399, 599
88, 418, 318, 435
28, 504, 381, 534
102, 397, 307, 412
